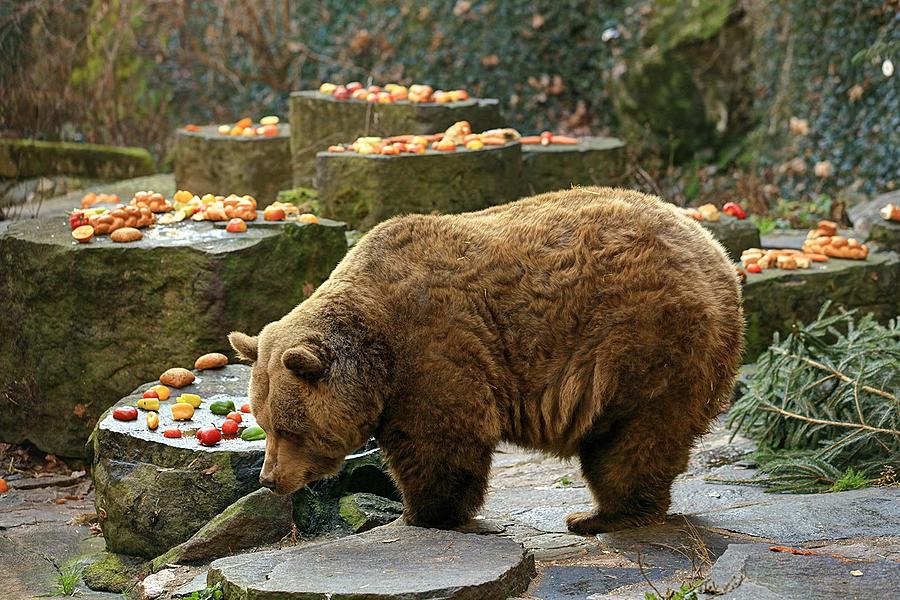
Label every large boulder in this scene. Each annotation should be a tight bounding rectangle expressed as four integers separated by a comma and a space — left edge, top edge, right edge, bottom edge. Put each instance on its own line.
521, 137, 626, 195
174, 125, 292, 206
742, 250, 900, 359
0, 138, 156, 180
289, 91, 504, 187
316, 142, 523, 230
0, 217, 348, 457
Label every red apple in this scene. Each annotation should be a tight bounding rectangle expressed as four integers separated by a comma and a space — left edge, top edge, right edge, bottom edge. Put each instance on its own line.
332, 85, 350, 100
226, 218, 247, 233
346, 81, 363, 92
264, 208, 286, 221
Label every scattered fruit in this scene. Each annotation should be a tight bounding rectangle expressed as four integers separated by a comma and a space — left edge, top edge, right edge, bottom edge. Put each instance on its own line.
163, 429, 182, 438
80, 192, 120, 209
216, 116, 279, 137
113, 406, 138, 421
0, 479, 8, 493
318, 81, 469, 104
221, 419, 239, 436
171, 402, 195, 421
143, 389, 159, 399
240, 426, 266, 441
746, 263, 762, 273
264, 207, 286, 221
722, 202, 747, 220
226, 218, 248, 233
176, 393, 202, 408
69, 211, 90, 230
71, 225, 95, 243
197, 425, 222, 446
160, 367, 196, 388
240, 403, 252, 413
151, 385, 171, 401
137, 397, 160, 411
110, 227, 143, 243
184, 124, 200, 132
195, 352, 228, 370
146, 411, 159, 430
881, 203, 900, 222
210, 399, 236, 416
298, 213, 318, 224
226, 411, 242, 423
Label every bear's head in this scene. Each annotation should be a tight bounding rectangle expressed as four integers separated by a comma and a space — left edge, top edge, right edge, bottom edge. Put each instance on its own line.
229, 309, 388, 495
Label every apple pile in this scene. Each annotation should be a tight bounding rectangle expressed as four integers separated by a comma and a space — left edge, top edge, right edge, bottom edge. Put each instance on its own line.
318, 82, 469, 104
326, 121, 520, 155
192, 116, 280, 137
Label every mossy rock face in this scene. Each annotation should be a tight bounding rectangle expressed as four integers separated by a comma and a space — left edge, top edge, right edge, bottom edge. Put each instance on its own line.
150, 487, 294, 571
742, 250, 900, 359
0, 218, 348, 457
316, 142, 523, 230
521, 137, 626, 195
0, 138, 156, 180
82, 552, 146, 593
850, 192, 900, 253
700, 216, 761, 261
289, 91, 505, 187
339, 493, 403, 533
92, 366, 266, 559
174, 126, 292, 205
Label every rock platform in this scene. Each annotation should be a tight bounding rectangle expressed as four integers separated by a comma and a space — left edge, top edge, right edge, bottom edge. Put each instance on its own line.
316, 141, 523, 230
208, 525, 535, 599
289, 90, 504, 187
0, 216, 347, 457
174, 125, 292, 205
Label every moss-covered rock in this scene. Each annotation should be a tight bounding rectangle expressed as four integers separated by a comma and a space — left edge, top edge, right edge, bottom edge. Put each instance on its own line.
850, 192, 900, 254
289, 91, 505, 187
174, 125, 292, 205
521, 137, 626, 195
82, 552, 146, 593
742, 251, 900, 359
339, 493, 403, 533
0, 139, 156, 179
0, 218, 348, 457
150, 488, 293, 571
700, 215, 762, 261
92, 366, 267, 558
316, 142, 523, 230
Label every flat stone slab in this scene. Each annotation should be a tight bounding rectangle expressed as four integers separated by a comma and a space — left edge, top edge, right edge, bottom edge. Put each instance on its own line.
520, 137, 626, 195
693, 487, 900, 543
700, 542, 900, 599
289, 90, 504, 187
0, 215, 347, 456
210, 525, 534, 599
741, 249, 899, 358
175, 125, 292, 205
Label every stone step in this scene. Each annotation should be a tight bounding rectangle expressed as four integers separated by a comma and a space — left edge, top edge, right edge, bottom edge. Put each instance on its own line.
208, 525, 535, 599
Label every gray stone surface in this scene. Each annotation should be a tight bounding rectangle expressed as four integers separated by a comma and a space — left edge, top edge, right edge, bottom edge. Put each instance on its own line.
175, 125, 292, 205
693, 487, 900, 543
700, 543, 900, 599
209, 525, 535, 599
533, 566, 664, 599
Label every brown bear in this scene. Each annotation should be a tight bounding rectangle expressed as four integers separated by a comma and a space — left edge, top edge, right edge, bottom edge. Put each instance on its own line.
229, 186, 743, 534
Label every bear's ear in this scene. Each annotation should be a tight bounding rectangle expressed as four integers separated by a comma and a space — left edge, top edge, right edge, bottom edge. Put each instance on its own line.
229, 331, 259, 362
281, 343, 328, 382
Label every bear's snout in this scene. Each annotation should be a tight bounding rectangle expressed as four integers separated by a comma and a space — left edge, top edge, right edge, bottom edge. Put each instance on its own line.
259, 475, 276, 490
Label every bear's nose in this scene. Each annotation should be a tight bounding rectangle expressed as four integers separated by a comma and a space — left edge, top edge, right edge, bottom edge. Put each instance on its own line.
259, 476, 276, 490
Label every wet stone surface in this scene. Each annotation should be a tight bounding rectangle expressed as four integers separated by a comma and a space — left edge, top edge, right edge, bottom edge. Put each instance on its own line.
209, 525, 535, 599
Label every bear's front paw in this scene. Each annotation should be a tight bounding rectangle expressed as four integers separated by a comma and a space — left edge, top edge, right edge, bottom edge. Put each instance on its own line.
565, 510, 665, 534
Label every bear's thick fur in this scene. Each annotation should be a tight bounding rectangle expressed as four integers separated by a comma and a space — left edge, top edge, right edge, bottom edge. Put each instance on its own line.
229, 187, 744, 534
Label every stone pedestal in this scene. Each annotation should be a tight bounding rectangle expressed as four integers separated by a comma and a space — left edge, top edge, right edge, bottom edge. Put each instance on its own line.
0, 218, 347, 457
290, 91, 504, 187
174, 125, 292, 205
521, 137, 626, 195
316, 142, 523, 230
742, 250, 900, 358
92, 366, 266, 558
208, 525, 535, 599
700, 215, 762, 261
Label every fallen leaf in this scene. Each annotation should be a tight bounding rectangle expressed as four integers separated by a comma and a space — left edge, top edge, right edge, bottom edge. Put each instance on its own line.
850, 570, 863, 577
531, 13, 545, 29
201, 465, 220, 476
769, 546, 818, 556
482, 54, 499, 67
380, 537, 400, 543
847, 84, 863, 102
